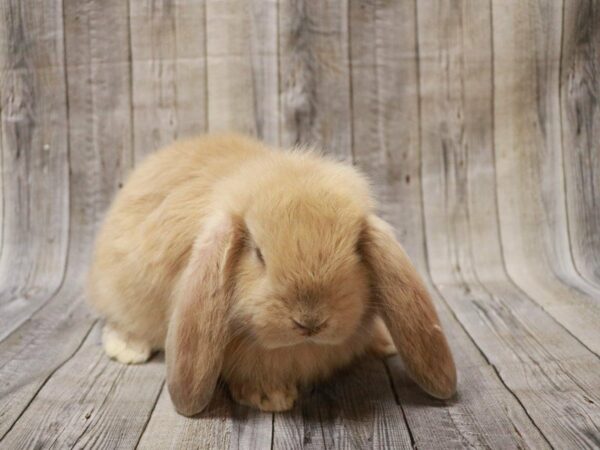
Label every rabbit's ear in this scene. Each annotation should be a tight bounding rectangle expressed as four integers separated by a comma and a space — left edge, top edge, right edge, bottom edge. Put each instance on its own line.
166, 213, 244, 416
360, 215, 457, 399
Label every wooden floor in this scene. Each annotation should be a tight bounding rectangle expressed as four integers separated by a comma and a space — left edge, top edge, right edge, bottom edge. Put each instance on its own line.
1, 0, 600, 448
1, 242, 600, 450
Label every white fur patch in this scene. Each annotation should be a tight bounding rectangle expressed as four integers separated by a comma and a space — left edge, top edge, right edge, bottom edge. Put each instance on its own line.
102, 325, 152, 365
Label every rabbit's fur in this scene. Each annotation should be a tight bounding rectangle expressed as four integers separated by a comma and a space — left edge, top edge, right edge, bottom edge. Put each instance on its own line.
88, 134, 456, 415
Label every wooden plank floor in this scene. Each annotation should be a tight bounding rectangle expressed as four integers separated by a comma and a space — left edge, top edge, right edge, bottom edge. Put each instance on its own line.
1, 0, 600, 448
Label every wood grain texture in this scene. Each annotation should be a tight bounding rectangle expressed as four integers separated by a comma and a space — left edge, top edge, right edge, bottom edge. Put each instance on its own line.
417, 2, 600, 448
560, 0, 600, 290
206, 0, 279, 144
273, 358, 412, 450
137, 385, 233, 450
63, 0, 134, 239
137, 382, 274, 449
0, 0, 134, 441
228, 404, 274, 450
279, 0, 352, 160
417, 0, 499, 283
388, 357, 551, 450
349, 0, 424, 265
1, 0, 600, 448
496, 358, 600, 449
492, 0, 600, 356
246, 0, 280, 145
0, 0, 69, 341
130, 0, 208, 161
0, 301, 94, 439
1, 324, 164, 449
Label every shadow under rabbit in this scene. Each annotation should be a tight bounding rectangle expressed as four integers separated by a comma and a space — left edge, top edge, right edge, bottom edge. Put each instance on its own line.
192, 354, 453, 422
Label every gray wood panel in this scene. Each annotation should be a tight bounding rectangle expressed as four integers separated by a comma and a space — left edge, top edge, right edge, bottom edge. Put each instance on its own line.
349, 0, 424, 265
561, 0, 600, 290
0, 0, 70, 341
1, 0, 599, 448
130, 0, 208, 161
279, 0, 352, 161
206, 0, 279, 144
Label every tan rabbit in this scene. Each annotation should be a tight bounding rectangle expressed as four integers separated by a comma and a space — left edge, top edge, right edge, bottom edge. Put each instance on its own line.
87, 134, 456, 416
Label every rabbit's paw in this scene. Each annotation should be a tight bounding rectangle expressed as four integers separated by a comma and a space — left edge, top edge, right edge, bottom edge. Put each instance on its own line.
229, 381, 298, 412
369, 315, 398, 358
370, 334, 397, 358
102, 324, 152, 364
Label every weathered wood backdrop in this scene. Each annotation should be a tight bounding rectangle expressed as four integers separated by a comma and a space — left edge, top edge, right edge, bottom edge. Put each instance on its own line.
1, 0, 599, 448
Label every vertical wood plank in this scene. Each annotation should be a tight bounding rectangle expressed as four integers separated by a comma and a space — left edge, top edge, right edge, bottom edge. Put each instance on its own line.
247, 0, 280, 145
279, 0, 352, 160
206, 0, 254, 134
0, 0, 69, 339
64, 0, 133, 233
349, 0, 425, 267
493, 0, 567, 279
206, 0, 279, 145
560, 0, 600, 289
130, 0, 208, 162
417, 0, 501, 284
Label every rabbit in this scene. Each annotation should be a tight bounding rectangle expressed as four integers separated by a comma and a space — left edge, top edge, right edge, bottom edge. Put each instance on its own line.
87, 133, 456, 416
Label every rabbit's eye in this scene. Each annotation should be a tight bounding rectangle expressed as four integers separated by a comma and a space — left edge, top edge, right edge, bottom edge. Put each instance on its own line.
255, 247, 265, 265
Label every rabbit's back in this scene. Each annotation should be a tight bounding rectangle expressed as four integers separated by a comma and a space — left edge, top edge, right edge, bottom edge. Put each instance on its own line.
87, 134, 269, 347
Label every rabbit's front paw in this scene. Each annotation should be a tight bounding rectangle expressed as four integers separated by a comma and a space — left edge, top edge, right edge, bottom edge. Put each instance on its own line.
102, 324, 152, 364
369, 315, 397, 358
229, 381, 298, 412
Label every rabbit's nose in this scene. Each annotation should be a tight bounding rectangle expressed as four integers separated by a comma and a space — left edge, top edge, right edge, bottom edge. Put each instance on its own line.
292, 317, 327, 336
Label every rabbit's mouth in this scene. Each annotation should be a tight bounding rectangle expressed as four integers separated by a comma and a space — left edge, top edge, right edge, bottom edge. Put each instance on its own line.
255, 322, 353, 349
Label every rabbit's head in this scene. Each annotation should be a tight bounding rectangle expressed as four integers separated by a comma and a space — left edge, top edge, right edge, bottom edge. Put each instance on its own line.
230, 162, 373, 349
166, 152, 456, 416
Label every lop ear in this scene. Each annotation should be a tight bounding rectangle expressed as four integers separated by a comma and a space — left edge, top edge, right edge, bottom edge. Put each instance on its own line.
360, 215, 457, 399
166, 213, 243, 416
